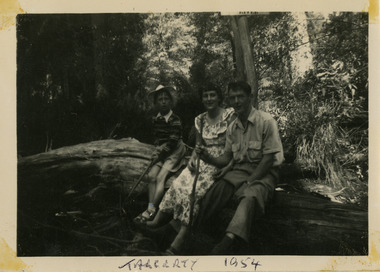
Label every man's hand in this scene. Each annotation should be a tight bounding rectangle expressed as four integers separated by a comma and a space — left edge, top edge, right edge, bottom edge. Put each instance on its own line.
213, 167, 229, 180
213, 159, 234, 180
245, 153, 275, 184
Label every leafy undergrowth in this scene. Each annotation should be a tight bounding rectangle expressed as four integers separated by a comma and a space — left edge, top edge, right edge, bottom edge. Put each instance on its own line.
280, 162, 368, 209
296, 178, 368, 209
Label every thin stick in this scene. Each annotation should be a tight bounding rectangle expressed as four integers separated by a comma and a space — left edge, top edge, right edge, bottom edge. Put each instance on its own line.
188, 115, 204, 233
125, 160, 155, 203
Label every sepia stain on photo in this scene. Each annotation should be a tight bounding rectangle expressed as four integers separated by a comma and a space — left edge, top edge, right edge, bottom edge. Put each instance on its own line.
16, 12, 368, 257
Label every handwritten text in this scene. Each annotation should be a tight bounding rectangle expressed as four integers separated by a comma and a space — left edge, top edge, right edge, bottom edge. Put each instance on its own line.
119, 258, 199, 271
225, 257, 261, 270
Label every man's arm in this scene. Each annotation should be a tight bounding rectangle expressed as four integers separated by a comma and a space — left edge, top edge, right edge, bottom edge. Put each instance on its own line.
247, 153, 274, 184
213, 158, 235, 180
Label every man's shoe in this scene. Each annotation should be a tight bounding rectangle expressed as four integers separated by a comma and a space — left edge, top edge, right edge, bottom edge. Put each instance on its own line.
139, 223, 178, 251
163, 246, 181, 256
140, 223, 174, 238
211, 235, 235, 255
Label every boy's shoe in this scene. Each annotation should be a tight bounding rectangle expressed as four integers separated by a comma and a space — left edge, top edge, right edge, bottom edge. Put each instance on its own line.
133, 209, 156, 225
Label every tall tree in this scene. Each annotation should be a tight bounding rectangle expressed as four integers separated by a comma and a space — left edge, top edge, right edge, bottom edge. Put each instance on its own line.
230, 16, 258, 108
288, 12, 314, 82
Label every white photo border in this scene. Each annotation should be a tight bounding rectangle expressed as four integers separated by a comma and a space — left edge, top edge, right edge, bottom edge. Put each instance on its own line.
1, 0, 379, 271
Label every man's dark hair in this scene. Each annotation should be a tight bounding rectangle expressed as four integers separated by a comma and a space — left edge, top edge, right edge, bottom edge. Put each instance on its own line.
153, 89, 173, 104
227, 81, 251, 96
198, 83, 223, 102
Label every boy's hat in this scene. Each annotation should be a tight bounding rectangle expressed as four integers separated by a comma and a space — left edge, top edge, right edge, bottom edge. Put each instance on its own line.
148, 84, 177, 103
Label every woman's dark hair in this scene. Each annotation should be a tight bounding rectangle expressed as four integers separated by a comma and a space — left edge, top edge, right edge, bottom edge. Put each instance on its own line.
198, 83, 223, 101
227, 81, 251, 96
153, 89, 173, 104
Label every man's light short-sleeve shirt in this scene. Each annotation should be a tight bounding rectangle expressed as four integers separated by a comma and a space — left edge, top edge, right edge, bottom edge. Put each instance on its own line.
225, 107, 284, 167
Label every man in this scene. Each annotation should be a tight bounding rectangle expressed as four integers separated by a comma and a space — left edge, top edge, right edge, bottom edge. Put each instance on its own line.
196, 81, 284, 254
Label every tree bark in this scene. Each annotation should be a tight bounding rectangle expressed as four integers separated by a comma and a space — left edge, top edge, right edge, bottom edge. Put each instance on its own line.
211, 188, 367, 255
230, 16, 258, 108
229, 17, 245, 81
288, 12, 314, 82
18, 138, 155, 200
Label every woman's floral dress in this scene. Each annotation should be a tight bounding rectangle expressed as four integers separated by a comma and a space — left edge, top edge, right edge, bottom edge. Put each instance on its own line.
159, 107, 235, 225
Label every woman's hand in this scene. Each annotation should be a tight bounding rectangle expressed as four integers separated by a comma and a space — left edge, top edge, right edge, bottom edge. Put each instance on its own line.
195, 144, 213, 165
194, 144, 206, 157
187, 155, 196, 173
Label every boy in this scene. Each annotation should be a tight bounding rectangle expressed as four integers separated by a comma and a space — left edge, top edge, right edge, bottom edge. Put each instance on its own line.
134, 85, 186, 223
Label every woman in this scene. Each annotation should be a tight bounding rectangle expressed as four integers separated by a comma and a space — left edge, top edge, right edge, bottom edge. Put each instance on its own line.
143, 83, 235, 254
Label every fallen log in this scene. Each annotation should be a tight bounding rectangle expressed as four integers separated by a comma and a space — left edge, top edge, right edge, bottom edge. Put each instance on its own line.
17, 138, 183, 256
203, 188, 368, 256
18, 138, 154, 194
17, 138, 367, 256
18, 138, 171, 215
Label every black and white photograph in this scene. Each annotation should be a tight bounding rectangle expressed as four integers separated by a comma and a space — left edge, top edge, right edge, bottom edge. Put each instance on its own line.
16, 11, 369, 256
0, 0, 379, 271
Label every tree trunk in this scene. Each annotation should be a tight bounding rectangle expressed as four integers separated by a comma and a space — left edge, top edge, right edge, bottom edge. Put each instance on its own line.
209, 188, 367, 255
18, 138, 154, 200
230, 16, 258, 108
229, 17, 245, 81
288, 12, 314, 82
17, 138, 367, 256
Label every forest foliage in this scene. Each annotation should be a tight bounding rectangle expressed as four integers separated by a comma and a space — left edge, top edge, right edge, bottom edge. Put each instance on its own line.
17, 12, 368, 202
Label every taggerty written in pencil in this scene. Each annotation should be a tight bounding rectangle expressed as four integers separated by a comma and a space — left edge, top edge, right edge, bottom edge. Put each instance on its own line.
118, 258, 199, 271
